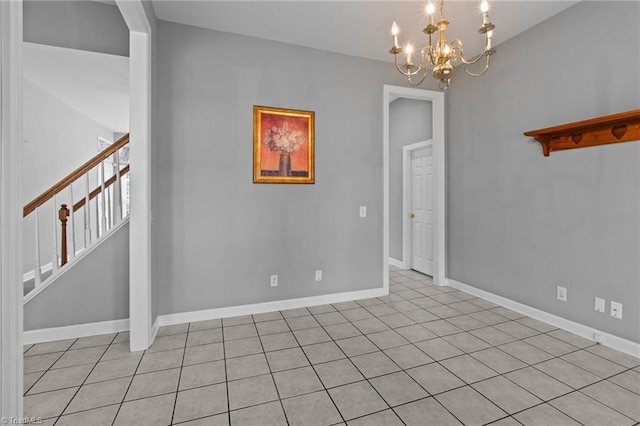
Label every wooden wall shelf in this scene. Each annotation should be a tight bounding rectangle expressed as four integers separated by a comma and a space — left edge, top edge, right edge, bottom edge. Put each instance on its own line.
524, 109, 640, 156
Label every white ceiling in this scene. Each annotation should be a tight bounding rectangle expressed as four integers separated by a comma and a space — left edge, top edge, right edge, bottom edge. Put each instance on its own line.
23, 42, 129, 133
151, 1, 580, 63
22, 1, 580, 135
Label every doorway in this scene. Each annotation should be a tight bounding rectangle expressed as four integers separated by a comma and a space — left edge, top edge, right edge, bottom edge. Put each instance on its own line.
383, 85, 446, 291
404, 142, 435, 276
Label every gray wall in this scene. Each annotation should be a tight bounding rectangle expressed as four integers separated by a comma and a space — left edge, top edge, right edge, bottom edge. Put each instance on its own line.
153, 21, 411, 315
22, 77, 114, 274
389, 98, 432, 261
24, 1, 129, 57
447, 1, 640, 343
22, 78, 114, 202
24, 222, 129, 330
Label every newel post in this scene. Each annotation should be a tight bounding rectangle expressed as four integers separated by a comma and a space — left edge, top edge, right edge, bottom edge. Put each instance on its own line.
59, 204, 69, 266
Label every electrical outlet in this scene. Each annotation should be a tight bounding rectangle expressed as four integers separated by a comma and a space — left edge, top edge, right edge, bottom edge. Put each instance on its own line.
359, 206, 367, 218
556, 286, 567, 302
610, 301, 623, 319
315, 270, 322, 282
270, 275, 278, 287
594, 297, 605, 313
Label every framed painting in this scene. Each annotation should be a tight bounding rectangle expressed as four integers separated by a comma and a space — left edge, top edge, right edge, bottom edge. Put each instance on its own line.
253, 105, 315, 184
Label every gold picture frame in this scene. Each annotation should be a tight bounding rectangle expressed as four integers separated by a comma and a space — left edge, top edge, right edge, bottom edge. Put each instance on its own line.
253, 105, 315, 184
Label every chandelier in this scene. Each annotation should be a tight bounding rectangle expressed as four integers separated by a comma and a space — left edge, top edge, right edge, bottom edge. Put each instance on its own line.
388, 0, 496, 89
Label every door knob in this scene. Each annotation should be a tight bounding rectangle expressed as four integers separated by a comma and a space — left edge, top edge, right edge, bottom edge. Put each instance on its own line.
408, 213, 415, 218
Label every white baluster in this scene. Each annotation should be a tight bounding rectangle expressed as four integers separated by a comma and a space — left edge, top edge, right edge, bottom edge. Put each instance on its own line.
69, 184, 76, 258
34, 208, 42, 287
114, 150, 123, 223
100, 161, 107, 235
85, 173, 92, 246
94, 170, 100, 239
106, 183, 113, 229
124, 172, 130, 218
51, 196, 59, 272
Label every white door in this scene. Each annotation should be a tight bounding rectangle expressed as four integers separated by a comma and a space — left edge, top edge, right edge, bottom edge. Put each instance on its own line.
410, 145, 434, 275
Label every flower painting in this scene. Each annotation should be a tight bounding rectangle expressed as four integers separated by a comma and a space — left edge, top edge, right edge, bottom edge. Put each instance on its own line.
253, 105, 315, 184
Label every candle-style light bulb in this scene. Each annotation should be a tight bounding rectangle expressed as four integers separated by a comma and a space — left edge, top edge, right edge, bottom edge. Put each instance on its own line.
406, 44, 414, 64
391, 22, 399, 48
481, 0, 489, 24
442, 43, 451, 56
426, 2, 435, 25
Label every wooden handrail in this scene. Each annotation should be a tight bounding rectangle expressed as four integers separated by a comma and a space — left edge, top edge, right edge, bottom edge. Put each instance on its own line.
23, 133, 129, 216
73, 164, 130, 212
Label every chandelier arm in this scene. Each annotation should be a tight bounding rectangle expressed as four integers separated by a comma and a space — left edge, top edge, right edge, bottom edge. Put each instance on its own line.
459, 51, 486, 66
394, 55, 410, 77
394, 53, 424, 77
450, 39, 463, 49
408, 65, 425, 77
394, 54, 414, 77
449, 39, 484, 66
462, 54, 491, 77
421, 45, 436, 66
424, 32, 437, 66
407, 70, 429, 87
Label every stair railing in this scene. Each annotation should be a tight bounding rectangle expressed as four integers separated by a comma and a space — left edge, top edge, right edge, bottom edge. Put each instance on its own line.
22, 134, 130, 296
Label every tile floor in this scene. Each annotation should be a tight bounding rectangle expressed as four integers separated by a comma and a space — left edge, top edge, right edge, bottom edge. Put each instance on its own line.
23, 268, 640, 425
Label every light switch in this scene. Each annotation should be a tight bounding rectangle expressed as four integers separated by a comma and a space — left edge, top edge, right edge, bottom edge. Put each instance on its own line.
359, 206, 367, 218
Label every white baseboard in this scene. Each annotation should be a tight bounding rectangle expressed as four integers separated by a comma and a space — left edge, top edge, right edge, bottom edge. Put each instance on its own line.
24, 288, 387, 346
158, 287, 388, 327
388, 257, 405, 269
24, 318, 129, 345
151, 316, 160, 341
447, 279, 640, 359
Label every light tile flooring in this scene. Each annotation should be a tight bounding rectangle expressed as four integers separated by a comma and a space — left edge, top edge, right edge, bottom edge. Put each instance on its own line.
23, 269, 640, 425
